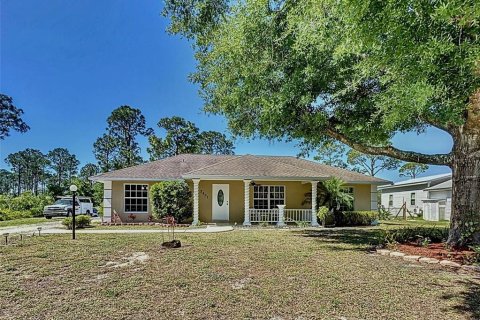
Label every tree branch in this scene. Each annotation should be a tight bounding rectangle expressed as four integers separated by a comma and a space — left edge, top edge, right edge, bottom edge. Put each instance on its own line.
325, 127, 453, 166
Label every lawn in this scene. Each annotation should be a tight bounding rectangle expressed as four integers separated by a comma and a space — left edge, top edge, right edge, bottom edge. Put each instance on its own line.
0, 217, 50, 228
1, 229, 478, 320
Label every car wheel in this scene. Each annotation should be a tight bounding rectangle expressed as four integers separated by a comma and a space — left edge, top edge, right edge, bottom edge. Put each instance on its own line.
86, 210, 91, 216
66, 210, 71, 217
45, 216, 52, 220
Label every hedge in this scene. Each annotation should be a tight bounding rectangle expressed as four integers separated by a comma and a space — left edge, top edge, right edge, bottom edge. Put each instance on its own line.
335, 210, 379, 226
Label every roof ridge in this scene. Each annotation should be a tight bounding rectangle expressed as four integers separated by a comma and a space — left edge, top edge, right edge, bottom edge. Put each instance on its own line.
183, 154, 244, 175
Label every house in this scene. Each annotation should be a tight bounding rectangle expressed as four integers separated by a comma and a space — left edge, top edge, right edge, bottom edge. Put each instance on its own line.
378, 173, 452, 221
91, 154, 389, 225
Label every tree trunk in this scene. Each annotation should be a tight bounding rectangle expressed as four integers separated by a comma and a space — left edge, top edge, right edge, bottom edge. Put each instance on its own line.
448, 90, 480, 247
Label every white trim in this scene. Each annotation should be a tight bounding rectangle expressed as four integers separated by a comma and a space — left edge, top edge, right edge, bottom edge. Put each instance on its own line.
91, 177, 183, 182
311, 181, 320, 227
243, 180, 251, 226
192, 179, 200, 225
123, 183, 149, 214
92, 176, 388, 185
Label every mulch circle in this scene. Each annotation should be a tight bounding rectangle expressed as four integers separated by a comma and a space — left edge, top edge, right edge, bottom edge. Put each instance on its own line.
396, 242, 474, 264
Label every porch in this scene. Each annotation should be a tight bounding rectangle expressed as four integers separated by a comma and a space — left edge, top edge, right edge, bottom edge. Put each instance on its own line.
191, 179, 320, 226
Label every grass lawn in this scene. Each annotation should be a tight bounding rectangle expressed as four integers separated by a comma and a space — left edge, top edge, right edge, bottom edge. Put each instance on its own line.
1, 229, 478, 320
0, 217, 50, 228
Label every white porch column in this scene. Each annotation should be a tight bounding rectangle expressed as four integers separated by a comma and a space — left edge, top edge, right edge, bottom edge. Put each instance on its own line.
102, 181, 112, 223
243, 180, 251, 226
192, 179, 200, 225
311, 181, 320, 227
277, 205, 286, 227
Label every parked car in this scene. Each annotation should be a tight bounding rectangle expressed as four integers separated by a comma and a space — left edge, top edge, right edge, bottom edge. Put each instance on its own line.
43, 196, 94, 219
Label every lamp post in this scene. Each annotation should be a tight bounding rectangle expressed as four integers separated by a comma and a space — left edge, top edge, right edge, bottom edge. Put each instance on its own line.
70, 184, 78, 240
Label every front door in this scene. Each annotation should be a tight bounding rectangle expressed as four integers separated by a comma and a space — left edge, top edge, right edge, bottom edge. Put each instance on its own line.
212, 184, 229, 221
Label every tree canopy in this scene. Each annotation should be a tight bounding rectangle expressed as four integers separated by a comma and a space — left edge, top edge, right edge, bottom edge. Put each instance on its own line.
106, 106, 152, 167
399, 162, 429, 179
148, 116, 235, 160
164, 0, 480, 246
0, 94, 30, 140
164, 0, 479, 165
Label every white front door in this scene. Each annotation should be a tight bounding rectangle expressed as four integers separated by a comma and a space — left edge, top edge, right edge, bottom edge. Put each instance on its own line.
212, 184, 229, 221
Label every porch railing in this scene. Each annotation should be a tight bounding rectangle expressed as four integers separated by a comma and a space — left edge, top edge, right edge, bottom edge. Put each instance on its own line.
249, 208, 312, 223
284, 209, 312, 223
249, 209, 279, 223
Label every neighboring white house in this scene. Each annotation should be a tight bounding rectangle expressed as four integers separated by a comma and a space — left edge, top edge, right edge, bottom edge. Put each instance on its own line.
378, 173, 452, 221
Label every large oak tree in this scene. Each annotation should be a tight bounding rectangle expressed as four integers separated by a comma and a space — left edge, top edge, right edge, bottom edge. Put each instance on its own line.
164, 0, 480, 246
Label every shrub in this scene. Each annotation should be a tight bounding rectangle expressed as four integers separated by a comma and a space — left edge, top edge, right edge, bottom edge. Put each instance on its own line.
0, 192, 54, 217
150, 181, 192, 222
335, 211, 379, 226
0, 208, 33, 221
62, 215, 92, 229
379, 226, 449, 246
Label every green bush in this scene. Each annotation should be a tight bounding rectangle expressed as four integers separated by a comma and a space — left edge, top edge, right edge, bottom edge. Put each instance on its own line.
335, 211, 379, 226
0, 208, 33, 221
150, 181, 192, 222
0, 192, 54, 217
380, 226, 449, 246
62, 215, 92, 229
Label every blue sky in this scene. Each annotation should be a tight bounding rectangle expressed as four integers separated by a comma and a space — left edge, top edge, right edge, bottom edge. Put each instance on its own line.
0, 0, 452, 182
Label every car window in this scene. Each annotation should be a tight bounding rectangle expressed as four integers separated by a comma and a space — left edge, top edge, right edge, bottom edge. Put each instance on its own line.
55, 199, 72, 205
79, 199, 91, 203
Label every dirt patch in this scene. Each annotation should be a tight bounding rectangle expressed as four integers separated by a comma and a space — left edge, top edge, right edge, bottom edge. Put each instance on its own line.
397, 243, 475, 264
231, 277, 251, 290
103, 252, 150, 268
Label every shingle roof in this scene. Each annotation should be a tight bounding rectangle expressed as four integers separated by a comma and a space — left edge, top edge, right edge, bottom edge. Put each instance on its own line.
91, 154, 389, 184
90, 154, 238, 181
378, 173, 451, 190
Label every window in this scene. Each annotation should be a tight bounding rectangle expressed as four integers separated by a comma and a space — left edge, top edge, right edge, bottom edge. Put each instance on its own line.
253, 185, 285, 209
124, 184, 148, 213
389, 195, 393, 207
410, 193, 416, 206
339, 187, 354, 211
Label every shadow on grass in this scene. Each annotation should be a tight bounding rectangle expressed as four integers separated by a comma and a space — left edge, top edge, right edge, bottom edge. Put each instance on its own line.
446, 279, 480, 319
297, 228, 384, 250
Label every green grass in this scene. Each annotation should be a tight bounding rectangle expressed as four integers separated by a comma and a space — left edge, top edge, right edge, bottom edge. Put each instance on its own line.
1, 229, 478, 319
0, 217, 50, 228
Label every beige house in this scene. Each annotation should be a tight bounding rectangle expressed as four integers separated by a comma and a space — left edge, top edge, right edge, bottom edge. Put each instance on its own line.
91, 154, 388, 225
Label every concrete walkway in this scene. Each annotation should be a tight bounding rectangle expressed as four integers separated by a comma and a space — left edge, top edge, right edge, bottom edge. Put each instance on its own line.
0, 223, 233, 235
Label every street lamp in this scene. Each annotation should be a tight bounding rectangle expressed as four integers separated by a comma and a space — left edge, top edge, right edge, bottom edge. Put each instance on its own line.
70, 184, 78, 240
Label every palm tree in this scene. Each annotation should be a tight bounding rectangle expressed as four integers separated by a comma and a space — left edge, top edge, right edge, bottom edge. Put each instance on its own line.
321, 178, 353, 212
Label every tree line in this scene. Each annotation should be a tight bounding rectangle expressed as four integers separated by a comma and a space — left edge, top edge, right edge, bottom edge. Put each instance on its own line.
92, 106, 234, 172
306, 140, 429, 179
0, 97, 234, 198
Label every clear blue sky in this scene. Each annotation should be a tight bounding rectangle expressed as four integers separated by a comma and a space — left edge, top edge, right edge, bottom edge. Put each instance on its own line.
0, 0, 452, 182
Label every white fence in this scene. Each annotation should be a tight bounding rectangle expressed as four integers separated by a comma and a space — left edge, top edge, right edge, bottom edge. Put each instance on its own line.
249, 208, 312, 223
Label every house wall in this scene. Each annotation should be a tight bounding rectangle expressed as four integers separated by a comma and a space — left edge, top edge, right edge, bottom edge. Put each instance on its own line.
428, 190, 452, 200
380, 183, 430, 213
108, 179, 377, 223
346, 184, 374, 211
111, 180, 157, 222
